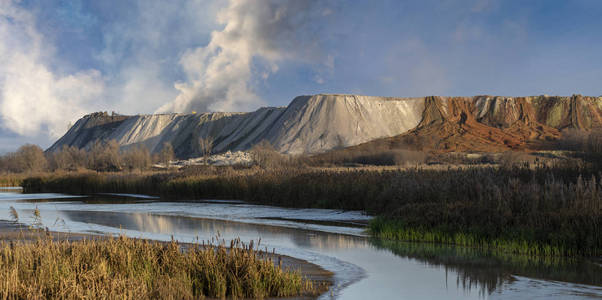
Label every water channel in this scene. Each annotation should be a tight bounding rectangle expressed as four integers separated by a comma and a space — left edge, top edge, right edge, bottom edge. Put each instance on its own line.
0, 188, 601, 299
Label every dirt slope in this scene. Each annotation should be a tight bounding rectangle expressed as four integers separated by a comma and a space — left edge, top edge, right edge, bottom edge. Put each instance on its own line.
347, 95, 602, 153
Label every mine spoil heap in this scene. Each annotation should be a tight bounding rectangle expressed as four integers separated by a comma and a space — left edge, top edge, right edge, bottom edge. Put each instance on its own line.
48, 94, 602, 158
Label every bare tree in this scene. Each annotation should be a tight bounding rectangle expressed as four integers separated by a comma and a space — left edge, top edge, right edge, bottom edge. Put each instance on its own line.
49, 145, 70, 170
250, 140, 282, 169
159, 142, 175, 168
198, 136, 214, 164
88, 140, 122, 171
49, 145, 86, 171
122, 145, 151, 171
14, 144, 47, 173
586, 130, 602, 154
0, 152, 17, 173
557, 129, 602, 154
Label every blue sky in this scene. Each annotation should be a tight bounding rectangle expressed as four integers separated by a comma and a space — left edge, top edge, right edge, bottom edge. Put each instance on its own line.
1, 0, 602, 151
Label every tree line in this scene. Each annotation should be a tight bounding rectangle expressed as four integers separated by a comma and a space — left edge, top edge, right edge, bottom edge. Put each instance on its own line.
0, 141, 175, 173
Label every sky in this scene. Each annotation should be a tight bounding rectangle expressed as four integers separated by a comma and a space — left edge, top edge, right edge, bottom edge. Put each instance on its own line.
1, 0, 602, 152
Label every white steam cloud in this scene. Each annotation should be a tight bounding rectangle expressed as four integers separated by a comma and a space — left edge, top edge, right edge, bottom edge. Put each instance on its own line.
157, 0, 326, 113
0, 0, 104, 138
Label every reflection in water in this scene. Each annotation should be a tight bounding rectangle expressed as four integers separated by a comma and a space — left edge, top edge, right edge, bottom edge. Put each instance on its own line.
371, 238, 602, 296
290, 233, 367, 250
0, 187, 22, 191
61, 210, 369, 250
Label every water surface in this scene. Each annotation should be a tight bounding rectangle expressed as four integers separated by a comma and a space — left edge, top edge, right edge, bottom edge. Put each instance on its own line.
0, 190, 600, 299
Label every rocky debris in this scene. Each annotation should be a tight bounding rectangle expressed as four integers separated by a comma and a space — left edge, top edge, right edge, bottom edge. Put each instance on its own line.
165, 151, 253, 168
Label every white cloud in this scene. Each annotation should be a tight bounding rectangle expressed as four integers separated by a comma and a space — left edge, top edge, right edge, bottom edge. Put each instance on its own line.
157, 0, 327, 113
0, 0, 105, 139
0, 0, 220, 143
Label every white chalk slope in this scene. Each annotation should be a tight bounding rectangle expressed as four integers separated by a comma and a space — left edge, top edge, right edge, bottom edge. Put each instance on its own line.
48, 94, 425, 157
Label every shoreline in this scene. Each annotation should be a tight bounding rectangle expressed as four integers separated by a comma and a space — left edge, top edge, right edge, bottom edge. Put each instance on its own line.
0, 220, 334, 299
19, 164, 602, 257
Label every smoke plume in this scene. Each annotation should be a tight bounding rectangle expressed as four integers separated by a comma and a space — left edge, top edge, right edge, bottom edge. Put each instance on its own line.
156, 0, 326, 113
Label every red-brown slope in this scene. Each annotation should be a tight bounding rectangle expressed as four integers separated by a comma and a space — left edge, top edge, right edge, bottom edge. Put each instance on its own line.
347, 96, 563, 153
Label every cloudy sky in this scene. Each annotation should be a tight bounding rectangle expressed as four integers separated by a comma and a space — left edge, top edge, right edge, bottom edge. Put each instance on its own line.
1, 0, 602, 152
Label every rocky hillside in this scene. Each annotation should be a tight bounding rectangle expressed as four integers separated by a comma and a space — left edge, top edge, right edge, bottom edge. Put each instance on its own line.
48, 94, 602, 158
351, 95, 602, 153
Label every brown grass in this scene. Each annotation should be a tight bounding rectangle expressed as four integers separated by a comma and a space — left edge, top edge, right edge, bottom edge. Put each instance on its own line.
0, 235, 314, 299
21, 161, 602, 257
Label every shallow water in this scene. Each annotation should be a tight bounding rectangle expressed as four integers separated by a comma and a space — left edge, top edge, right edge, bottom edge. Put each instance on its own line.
0, 190, 601, 299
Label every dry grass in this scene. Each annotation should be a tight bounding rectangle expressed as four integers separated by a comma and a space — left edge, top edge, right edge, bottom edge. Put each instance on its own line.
22, 162, 602, 257
0, 235, 314, 299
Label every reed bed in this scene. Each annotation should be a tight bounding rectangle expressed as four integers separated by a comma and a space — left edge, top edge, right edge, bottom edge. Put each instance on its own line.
369, 218, 589, 257
22, 164, 602, 257
0, 236, 313, 299
0, 174, 26, 187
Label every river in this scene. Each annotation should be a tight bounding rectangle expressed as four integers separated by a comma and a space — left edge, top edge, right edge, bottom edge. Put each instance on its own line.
0, 188, 601, 299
